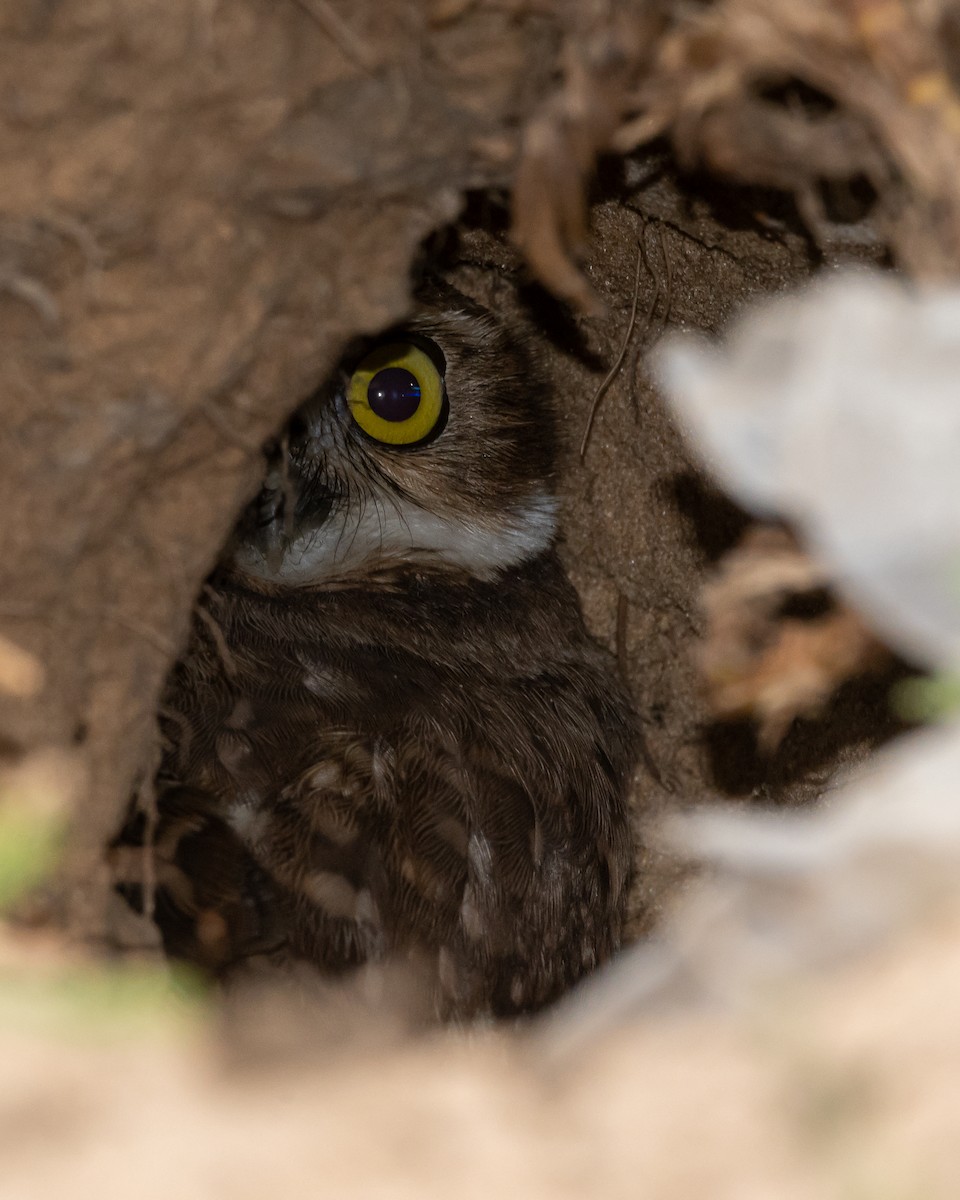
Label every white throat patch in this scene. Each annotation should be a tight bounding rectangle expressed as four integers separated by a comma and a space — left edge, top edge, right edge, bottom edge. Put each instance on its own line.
233, 490, 557, 585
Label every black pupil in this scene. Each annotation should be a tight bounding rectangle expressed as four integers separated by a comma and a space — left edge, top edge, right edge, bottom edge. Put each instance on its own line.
367, 367, 421, 422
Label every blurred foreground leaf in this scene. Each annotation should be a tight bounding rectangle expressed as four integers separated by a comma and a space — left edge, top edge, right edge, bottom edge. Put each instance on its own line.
0, 802, 65, 912
0, 748, 83, 912
893, 672, 960, 723
0, 749, 208, 1042
0, 960, 207, 1040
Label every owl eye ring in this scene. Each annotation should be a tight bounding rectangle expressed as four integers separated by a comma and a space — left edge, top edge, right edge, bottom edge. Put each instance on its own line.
347, 341, 446, 446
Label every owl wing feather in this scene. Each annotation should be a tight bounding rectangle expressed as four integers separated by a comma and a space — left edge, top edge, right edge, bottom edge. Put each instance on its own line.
113, 554, 635, 1015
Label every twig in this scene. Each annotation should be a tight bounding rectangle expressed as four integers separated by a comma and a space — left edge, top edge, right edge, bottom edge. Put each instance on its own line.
197, 398, 265, 457
0, 270, 60, 328
628, 221, 673, 417
615, 592, 630, 682
579, 235, 647, 460
94, 607, 179, 658
655, 222, 672, 328
637, 221, 671, 344
138, 777, 159, 921
289, 0, 377, 72
195, 599, 239, 681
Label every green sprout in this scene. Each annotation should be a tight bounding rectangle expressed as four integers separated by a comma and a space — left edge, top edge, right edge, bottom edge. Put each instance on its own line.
892, 671, 960, 723
0, 760, 209, 1039
0, 800, 64, 913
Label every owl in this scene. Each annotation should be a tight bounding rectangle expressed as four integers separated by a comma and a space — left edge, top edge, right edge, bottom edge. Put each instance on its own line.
113, 280, 637, 1018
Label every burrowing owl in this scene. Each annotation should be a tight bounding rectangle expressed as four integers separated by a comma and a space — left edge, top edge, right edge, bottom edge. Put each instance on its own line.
115, 281, 637, 1017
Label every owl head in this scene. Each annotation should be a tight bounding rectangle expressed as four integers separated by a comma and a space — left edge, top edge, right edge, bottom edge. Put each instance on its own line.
230, 283, 558, 588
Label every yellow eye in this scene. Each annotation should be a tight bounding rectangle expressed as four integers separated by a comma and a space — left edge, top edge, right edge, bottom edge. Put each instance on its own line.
346, 341, 445, 446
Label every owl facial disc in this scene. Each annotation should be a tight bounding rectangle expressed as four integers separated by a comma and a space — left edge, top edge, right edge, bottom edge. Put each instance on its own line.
229, 298, 558, 588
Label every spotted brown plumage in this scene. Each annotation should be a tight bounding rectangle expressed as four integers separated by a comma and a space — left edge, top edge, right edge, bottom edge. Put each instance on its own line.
112, 282, 637, 1017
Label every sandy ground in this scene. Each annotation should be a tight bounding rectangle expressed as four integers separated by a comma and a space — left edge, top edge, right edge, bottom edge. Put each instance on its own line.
4, 892, 960, 1200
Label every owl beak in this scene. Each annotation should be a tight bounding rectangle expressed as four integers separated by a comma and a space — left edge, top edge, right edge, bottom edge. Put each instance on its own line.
231, 475, 289, 574
231, 466, 335, 575
228, 409, 339, 578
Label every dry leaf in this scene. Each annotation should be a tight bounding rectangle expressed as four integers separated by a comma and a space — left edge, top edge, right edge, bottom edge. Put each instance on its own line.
700, 526, 887, 748
0, 633, 44, 698
511, 9, 661, 313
